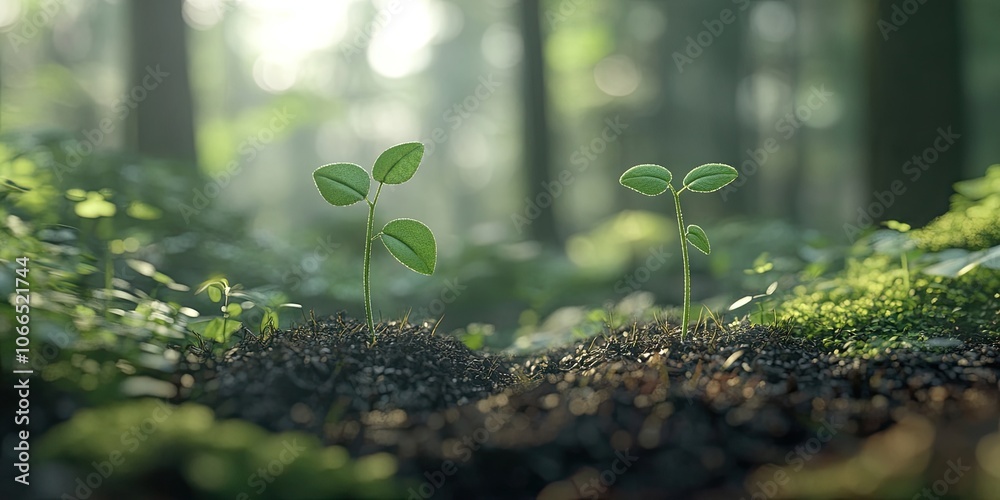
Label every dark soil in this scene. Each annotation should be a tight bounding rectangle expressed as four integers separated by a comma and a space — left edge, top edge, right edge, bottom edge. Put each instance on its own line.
184, 313, 514, 432
178, 316, 1000, 499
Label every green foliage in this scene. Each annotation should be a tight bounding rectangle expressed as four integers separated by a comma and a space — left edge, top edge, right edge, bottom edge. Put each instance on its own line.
192, 277, 302, 345
372, 142, 424, 184
618, 162, 738, 340
38, 400, 403, 499
773, 167, 1000, 356
313, 163, 370, 206
681, 163, 740, 193
778, 253, 999, 356
0, 137, 304, 401
380, 218, 436, 276
685, 224, 710, 255
619, 164, 672, 196
193, 278, 243, 343
312, 142, 436, 339
912, 164, 1000, 251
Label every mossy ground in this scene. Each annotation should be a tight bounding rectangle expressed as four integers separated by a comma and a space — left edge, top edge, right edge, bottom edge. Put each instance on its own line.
777, 164, 1000, 357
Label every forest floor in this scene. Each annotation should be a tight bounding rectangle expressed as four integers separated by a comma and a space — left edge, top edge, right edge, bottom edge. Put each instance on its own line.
179, 315, 1000, 499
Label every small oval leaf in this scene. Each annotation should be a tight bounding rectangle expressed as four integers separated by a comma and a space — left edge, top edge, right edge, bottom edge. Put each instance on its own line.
207, 285, 223, 303
126, 259, 156, 277
380, 218, 437, 275
373, 142, 425, 185
685, 224, 711, 255
682, 163, 738, 193
225, 302, 243, 318
313, 163, 370, 206
728, 295, 754, 311
619, 164, 673, 196
765, 281, 778, 295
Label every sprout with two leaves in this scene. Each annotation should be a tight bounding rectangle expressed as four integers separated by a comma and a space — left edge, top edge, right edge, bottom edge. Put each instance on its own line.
619, 163, 739, 340
312, 142, 437, 340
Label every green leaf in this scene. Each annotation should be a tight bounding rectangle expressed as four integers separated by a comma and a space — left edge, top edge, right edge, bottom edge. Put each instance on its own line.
194, 317, 242, 342
619, 164, 672, 196
372, 142, 425, 185
225, 303, 243, 318
685, 224, 711, 255
126, 201, 162, 220
207, 285, 223, 303
65, 188, 87, 201
313, 163, 370, 206
682, 163, 738, 193
380, 218, 437, 275
126, 259, 156, 277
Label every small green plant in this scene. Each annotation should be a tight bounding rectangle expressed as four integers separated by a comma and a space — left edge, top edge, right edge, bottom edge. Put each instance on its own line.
619, 162, 738, 340
312, 142, 437, 339
193, 276, 302, 346
193, 277, 244, 344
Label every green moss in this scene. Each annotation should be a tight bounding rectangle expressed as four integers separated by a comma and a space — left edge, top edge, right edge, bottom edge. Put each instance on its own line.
774, 166, 1000, 356
913, 164, 1000, 251
779, 254, 999, 355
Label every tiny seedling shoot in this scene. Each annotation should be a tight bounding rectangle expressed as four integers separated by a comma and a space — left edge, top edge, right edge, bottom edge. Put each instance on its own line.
619, 163, 739, 340
312, 142, 437, 340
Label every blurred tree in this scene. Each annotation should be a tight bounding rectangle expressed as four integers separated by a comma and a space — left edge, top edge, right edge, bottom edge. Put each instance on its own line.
520, 0, 559, 246
866, 0, 964, 226
128, 0, 198, 167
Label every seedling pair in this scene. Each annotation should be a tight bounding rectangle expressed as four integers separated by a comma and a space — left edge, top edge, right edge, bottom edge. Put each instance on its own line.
619, 163, 739, 340
312, 143, 735, 343
312, 142, 437, 339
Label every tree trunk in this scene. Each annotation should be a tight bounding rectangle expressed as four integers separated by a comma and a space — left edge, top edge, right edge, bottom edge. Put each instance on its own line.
866, 0, 964, 226
519, 0, 559, 246
128, 0, 198, 167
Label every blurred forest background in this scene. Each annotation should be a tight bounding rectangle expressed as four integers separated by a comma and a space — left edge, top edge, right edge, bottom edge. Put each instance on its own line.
1, 0, 998, 344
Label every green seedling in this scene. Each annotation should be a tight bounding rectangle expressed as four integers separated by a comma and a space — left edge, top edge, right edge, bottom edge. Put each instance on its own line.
619, 162, 738, 340
193, 277, 243, 344
312, 142, 437, 340
193, 277, 302, 345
